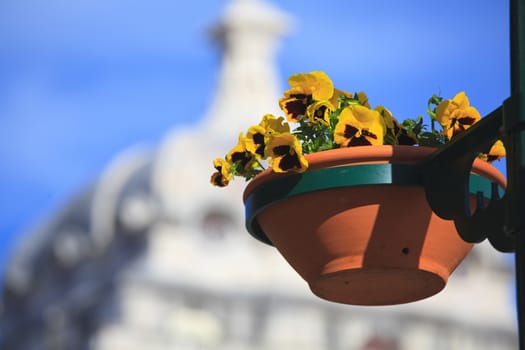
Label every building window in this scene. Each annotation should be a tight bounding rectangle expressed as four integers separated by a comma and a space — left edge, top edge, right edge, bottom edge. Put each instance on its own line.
201, 209, 235, 240
361, 336, 398, 350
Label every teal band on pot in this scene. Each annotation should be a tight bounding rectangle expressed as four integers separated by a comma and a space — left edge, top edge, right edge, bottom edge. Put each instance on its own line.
244, 163, 502, 245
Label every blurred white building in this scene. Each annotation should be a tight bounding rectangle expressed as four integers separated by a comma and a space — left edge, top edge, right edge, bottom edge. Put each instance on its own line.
0, 0, 518, 349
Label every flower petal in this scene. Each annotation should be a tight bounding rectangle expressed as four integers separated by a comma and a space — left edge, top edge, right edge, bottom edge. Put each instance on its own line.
246, 125, 267, 158
486, 140, 506, 162
259, 114, 290, 134
279, 94, 310, 122
211, 158, 232, 187
451, 91, 470, 109
226, 133, 257, 172
287, 71, 334, 101
307, 100, 334, 126
266, 133, 308, 173
334, 105, 385, 147
436, 92, 480, 140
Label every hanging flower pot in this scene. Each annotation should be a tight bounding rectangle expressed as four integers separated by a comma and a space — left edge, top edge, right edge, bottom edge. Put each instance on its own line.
243, 146, 506, 305
210, 71, 507, 305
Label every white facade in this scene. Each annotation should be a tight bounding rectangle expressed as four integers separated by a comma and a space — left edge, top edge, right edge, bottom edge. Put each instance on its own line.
94, 1, 518, 349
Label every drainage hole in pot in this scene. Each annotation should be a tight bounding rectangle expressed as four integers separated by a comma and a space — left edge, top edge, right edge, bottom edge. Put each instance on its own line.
401, 247, 410, 256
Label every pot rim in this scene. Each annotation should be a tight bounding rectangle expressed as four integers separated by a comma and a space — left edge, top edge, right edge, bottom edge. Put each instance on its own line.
243, 145, 506, 245
244, 145, 506, 201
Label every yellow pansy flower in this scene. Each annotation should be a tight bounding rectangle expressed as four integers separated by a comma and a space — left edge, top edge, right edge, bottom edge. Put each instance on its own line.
436, 91, 481, 139
245, 125, 266, 158
334, 105, 385, 147
375, 106, 417, 145
279, 71, 334, 122
266, 133, 308, 173
329, 89, 370, 109
259, 114, 290, 134
307, 100, 334, 126
210, 158, 232, 187
226, 133, 258, 173
329, 88, 353, 107
245, 114, 291, 159
375, 106, 397, 129
481, 140, 506, 162
354, 91, 371, 108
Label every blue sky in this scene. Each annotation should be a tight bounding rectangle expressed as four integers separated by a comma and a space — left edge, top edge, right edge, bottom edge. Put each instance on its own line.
0, 0, 510, 266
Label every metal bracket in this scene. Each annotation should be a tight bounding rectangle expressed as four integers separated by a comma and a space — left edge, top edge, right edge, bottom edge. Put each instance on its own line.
420, 103, 515, 252
422, 0, 525, 344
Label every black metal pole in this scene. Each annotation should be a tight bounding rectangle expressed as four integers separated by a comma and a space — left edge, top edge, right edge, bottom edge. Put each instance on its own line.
508, 0, 525, 347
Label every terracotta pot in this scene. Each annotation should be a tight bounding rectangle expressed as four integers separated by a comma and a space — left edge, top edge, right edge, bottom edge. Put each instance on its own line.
243, 146, 506, 305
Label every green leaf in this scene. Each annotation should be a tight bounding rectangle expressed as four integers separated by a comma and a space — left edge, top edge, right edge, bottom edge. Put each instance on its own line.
384, 133, 398, 146
418, 132, 446, 147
